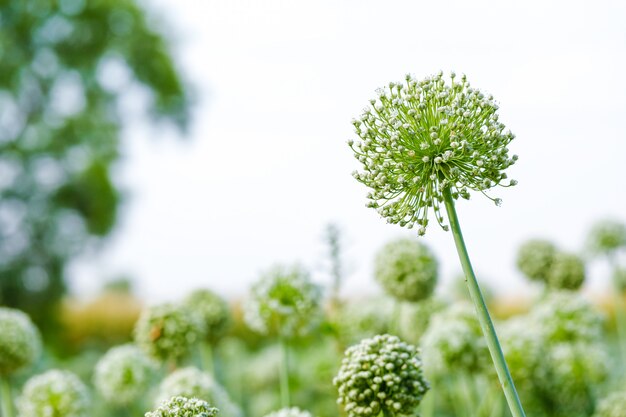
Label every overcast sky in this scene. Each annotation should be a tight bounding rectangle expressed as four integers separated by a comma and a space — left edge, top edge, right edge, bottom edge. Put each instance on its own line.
71, 0, 626, 302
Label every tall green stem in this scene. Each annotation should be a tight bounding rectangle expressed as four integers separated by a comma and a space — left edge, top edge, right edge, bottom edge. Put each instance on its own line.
442, 187, 526, 417
278, 337, 291, 407
199, 343, 215, 376
0, 375, 13, 417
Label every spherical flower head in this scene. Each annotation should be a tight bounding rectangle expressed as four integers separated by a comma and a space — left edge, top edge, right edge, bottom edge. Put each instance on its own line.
594, 391, 626, 417
333, 334, 429, 417
515, 239, 557, 283
244, 264, 322, 338
421, 303, 489, 375
134, 303, 204, 363
350, 72, 517, 235
184, 289, 231, 344
262, 407, 314, 417
534, 342, 608, 416
18, 370, 91, 417
156, 367, 241, 417
0, 307, 41, 376
546, 251, 585, 290
94, 344, 157, 406
530, 292, 604, 344
374, 238, 438, 302
146, 396, 218, 417
586, 219, 626, 256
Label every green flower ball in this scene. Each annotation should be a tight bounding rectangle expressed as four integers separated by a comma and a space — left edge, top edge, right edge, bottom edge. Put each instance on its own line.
94, 344, 157, 405
516, 239, 557, 283
244, 264, 322, 338
594, 391, 626, 417
374, 238, 438, 302
0, 307, 41, 376
18, 370, 91, 417
146, 396, 218, 417
333, 334, 429, 417
349, 72, 517, 235
421, 303, 489, 374
262, 408, 313, 417
156, 367, 241, 417
530, 292, 604, 344
184, 289, 231, 344
134, 303, 204, 363
586, 219, 626, 256
546, 252, 585, 290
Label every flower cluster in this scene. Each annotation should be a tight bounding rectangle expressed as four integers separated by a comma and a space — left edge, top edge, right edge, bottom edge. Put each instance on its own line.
333, 334, 429, 417
374, 238, 438, 302
134, 303, 204, 363
244, 264, 322, 338
94, 344, 157, 405
530, 292, 604, 344
157, 367, 241, 417
0, 307, 41, 376
184, 289, 231, 344
397, 297, 446, 344
18, 370, 91, 417
338, 298, 394, 345
421, 303, 489, 375
262, 407, 314, 417
594, 391, 626, 417
586, 219, 626, 256
146, 396, 218, 417
516, 240, 586, 290
349, 72, 517, 235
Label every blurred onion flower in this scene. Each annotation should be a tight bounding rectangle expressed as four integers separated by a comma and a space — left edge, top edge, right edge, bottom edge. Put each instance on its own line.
146, 396, 218, 417
337, 298, 394, 345
0, 307, 41, 376
333, 334, 429, 417
594, 391, 626, 417
184, 289, 231, 344
613, 267, 626, 292
397, 297, 446, 344
156, 367, 241, 417
17, 370, 90, 417
244, 264, 322, 338
530, 292, 604, 344
134, 303, 204, 363
421, 303, 489, 375
349, 72, 517, 235
516, 240, 557, 283
262, 407, 314, 417
586, 219, 626, 257
93, 344, 157, 406
374, 239, 438, 302
546, 252, 586, 290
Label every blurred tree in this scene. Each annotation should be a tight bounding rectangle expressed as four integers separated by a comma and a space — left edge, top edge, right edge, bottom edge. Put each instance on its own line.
0, 0, 190, 335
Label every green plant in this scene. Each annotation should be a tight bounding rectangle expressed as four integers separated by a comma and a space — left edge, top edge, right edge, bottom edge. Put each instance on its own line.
146, 396, 218, 417
17, 370, 91, 417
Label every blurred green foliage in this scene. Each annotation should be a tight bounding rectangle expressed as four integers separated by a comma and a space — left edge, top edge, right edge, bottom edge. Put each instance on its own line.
0, 0, 190, 334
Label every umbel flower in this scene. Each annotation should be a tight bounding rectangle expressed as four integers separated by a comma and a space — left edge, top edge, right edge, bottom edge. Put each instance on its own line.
333, 334, 429, 417
594, 391, 626, 417
421, 303, 489, 375
0, 307, 41, 376
546, 252, 585, 290
184, 289, 231, 344
586, 219, 626, 256
262, 407, 314, 417
94, 344, 157, 406
244, 264, 322, 338
374, 238, 438, 302
146, 396, 218, 417
134, 303, 204, 363
17, 370, 90, 417
156, 367, 241, 417
349, 71, 517, 235
516, 240, 557, 283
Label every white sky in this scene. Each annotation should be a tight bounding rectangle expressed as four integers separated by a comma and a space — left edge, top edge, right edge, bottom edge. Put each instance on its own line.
71, 0, 626, 302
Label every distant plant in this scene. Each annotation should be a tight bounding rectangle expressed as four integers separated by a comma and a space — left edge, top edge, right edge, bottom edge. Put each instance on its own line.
17, 370, 90, 417
185, 290, 231, 344
594, 391, 626, 417
348, 72, 524, 417
262, 407, 314, 417
93, 344, 157, 406
134, 303, 204, 364
0, 307, 41, 376
374, 239, 438, 302
586, 219, 626, 258
146, 396, 218, 417
516, 240, 586, 290
334, 334, 429, 417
